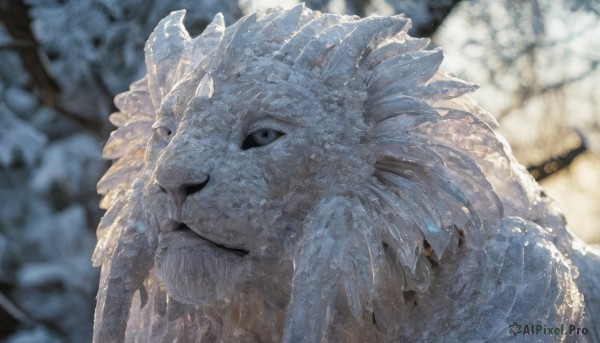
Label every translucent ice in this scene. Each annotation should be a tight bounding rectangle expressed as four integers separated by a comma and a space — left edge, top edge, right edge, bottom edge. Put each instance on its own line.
93, 5, 600, 342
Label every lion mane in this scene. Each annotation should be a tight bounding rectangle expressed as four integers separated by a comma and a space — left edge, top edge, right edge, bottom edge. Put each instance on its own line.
92, 5, 599, 342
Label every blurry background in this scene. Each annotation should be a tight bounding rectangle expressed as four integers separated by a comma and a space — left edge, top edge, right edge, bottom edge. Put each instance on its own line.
0, 0, 598, 341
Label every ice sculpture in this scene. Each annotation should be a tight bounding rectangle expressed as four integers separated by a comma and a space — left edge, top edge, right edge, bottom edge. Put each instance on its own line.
92, 5, 600, 342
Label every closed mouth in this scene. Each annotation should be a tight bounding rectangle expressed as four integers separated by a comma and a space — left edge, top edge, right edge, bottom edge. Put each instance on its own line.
175, 223, 249, 257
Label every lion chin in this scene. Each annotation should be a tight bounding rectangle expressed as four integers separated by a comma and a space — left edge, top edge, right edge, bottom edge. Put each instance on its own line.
92, 4, 600, 343
155, 229, 250, 306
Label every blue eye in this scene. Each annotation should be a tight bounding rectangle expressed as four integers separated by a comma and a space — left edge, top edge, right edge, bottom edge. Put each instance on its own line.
241, 128, 284, 150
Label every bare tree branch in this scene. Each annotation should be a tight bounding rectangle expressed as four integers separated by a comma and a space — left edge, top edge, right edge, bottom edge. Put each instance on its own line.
528, 130, 588, 181
0, 0, 59, 107
0, 0, 103, 134
0, 39, 34, 50
412, 0, 463, 38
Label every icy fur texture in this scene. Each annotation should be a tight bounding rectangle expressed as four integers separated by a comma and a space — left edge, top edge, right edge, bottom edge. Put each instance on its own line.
93, 5, 600, 342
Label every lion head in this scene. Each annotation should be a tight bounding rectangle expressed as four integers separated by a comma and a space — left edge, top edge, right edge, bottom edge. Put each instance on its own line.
93, 5, 594, 342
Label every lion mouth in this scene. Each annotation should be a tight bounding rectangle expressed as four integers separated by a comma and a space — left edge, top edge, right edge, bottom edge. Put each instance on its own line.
175, 223, 249, 257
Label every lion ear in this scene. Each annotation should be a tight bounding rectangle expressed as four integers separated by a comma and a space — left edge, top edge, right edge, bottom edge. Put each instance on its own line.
144, 11, 226, 108
144, 10, 191, 109
185, 12, 225, 76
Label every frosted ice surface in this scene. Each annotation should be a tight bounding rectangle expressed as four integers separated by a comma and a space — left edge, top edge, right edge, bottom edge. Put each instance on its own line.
93, 5, 600, 343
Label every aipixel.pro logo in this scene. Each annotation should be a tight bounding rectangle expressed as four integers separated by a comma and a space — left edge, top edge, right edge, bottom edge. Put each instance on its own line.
509, 322, 589, 337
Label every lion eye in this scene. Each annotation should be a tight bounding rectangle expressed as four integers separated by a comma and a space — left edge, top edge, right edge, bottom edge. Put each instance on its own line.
242, 128, 284, 150
154, 126, 172, 141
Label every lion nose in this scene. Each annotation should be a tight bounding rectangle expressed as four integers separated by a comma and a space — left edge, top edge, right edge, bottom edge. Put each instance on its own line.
182, 177, 210, 197
153, 134, 218, 210
156, 174, 210, 207
154, 146, 211, 208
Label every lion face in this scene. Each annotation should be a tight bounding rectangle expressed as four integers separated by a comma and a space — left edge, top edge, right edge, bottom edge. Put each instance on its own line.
141, 60, 373, 305
133, 4, 495, 323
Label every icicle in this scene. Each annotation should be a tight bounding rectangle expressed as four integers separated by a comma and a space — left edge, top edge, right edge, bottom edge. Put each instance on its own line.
322, 15, 409, 82
366, 184, 423, 274
366, 38, 430, 68
258, 3, 307, 42
114, 78, 155, 122
97, 156, 145, 196
409, 79, 479, 100
368, 49, 444, 100
102, 121, 153, 159
293, 21, 357, 71
213, 13, 257, 74
367, 94, 439, 124
373, 136, 445, 166
276, 13, 344, 64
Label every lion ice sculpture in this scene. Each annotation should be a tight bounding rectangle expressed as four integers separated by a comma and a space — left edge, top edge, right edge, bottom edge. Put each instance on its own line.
92, 5, 600, 342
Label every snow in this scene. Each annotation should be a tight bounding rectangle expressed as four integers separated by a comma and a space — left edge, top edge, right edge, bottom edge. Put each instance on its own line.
0, 107, 47, 167
2, 87, 38, 117
30, 134, 103, 196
